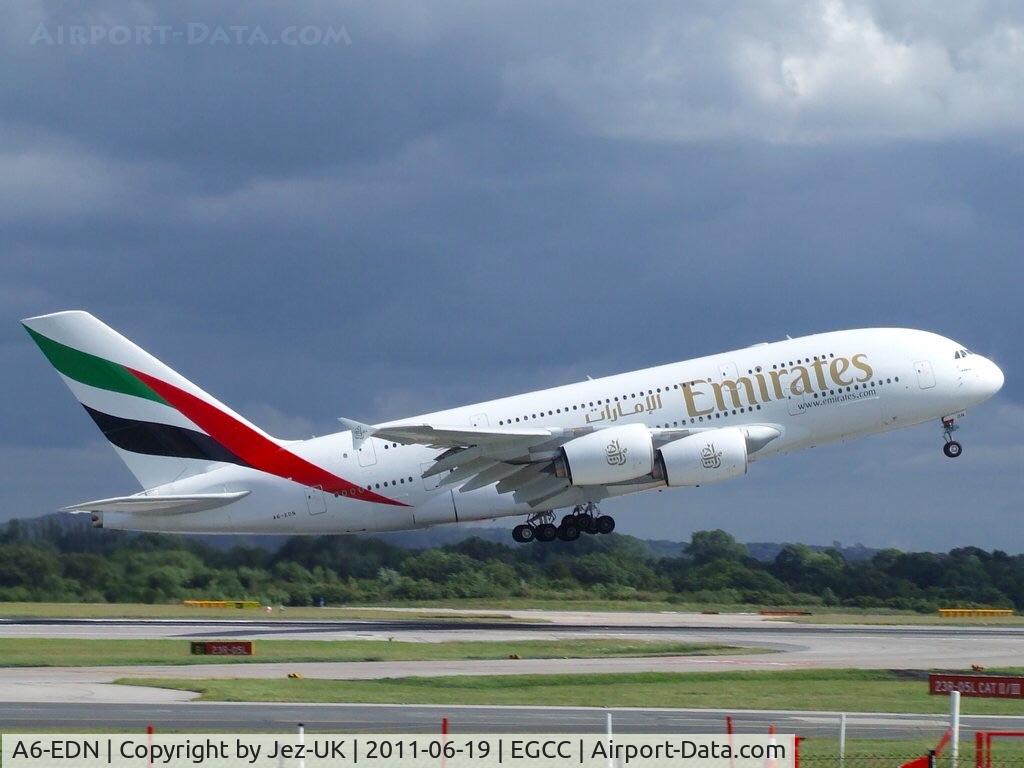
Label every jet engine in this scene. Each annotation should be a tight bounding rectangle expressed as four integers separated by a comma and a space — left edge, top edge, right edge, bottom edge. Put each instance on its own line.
554, 423, 654, 486
652, 427, 748, 486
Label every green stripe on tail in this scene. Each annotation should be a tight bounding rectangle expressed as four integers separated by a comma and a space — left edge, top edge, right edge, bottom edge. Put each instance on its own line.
23, 325, 168, 405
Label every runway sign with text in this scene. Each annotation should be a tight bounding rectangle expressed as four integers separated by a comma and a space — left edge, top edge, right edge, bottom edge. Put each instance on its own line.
929, 673, 1024, 698
189, 640, 254, 655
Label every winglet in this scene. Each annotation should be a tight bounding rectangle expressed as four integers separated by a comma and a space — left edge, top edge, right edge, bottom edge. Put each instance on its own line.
338, 417, 376, 447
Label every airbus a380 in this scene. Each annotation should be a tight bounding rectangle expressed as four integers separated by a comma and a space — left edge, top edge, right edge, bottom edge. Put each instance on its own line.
23, 311, 1004, 543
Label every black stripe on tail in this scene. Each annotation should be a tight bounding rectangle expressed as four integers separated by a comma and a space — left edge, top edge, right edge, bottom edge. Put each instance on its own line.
82, 405, 250, 467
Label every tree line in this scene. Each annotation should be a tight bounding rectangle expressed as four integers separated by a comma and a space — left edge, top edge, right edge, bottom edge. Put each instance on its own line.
0, 517, 1021, 611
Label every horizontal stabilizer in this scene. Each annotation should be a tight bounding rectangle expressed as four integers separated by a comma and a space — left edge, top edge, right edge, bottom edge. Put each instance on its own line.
62, 491, 250, 516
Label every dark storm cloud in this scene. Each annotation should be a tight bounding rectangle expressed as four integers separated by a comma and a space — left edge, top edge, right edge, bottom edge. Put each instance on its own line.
1, 1, 1022, 547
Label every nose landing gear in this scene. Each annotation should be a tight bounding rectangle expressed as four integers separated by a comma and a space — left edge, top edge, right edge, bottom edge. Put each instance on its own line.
511, 504, 616, 543
942, 416, 963, 458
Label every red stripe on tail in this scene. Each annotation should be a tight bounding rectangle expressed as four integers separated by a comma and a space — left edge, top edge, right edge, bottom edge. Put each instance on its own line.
128, 368, 408, 507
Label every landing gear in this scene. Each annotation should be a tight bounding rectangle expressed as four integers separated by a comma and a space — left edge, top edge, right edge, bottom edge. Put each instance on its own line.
512, 511, 556, 544
565, 503, 609, 536
536, 523, 558, 542
512, 524, 535, 543
511, 504, 616, 543
942, 416, 963, 459
557, 518, 581, 541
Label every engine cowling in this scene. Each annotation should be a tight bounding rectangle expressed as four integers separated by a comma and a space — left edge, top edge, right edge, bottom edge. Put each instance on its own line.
653, 427, 747, 487
555, 423, 655, 486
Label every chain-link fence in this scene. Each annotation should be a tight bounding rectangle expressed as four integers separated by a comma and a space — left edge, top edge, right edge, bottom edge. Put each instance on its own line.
798, 752, 1024, 768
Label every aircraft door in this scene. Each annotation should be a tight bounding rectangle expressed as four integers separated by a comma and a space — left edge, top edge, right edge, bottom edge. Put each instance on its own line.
357, 438, 377, 467
471, 413, 489, 427
914, 360, 936, 389
787, 390, 808, 415
305, 485, 327, 515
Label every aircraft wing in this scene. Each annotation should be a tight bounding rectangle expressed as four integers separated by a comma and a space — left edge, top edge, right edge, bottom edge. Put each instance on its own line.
370, 423, 554, 448
339, 417, 737, 509
62, 491, 250, 516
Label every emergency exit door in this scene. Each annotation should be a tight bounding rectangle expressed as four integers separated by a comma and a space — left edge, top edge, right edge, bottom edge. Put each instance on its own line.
305, 486, 327, 515
914, 360, 936, 389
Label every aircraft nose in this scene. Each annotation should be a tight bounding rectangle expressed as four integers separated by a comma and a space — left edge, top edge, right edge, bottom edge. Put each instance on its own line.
975, 356, 1004, 399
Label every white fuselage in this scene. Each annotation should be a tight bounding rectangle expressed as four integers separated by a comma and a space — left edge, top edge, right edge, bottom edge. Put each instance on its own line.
100, 328, 1004, 534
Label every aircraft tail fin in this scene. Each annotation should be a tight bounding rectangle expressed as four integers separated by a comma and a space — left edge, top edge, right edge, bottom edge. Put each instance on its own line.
22, 310, 273, 490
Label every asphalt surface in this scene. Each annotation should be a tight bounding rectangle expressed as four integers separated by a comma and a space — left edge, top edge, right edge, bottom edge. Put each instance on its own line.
6, 616, 1024, 639
2, 615, 1023, 696
3, 611, 1023, 734
4, 701, 1023, 739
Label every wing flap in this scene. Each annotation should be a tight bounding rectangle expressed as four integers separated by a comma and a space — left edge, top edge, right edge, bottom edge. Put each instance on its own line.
62, 491, 250, 515
459, 462, 521, 492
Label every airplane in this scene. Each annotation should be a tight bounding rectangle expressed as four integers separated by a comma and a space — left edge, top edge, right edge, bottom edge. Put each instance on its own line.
22, 311, 1004, 543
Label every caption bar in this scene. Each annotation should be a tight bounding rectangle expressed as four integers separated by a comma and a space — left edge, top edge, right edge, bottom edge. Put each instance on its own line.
2, 733, 794, 768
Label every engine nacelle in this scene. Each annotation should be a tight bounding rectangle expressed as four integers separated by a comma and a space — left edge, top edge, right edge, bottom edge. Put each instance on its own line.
653, 427, 747, 487
555, 423, 655, 486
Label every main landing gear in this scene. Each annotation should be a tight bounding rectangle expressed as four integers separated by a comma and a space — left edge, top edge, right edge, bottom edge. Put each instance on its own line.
942, 415, 963, 458
511, 503, 616, 543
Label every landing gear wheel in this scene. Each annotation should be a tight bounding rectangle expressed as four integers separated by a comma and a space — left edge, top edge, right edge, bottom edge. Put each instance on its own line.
512, 524, 535, 543
941, 416, 962, 459
535, 523, 558, 542
581, 515, 599, 534
557, 520, 581, 541
595, 515, 616, 535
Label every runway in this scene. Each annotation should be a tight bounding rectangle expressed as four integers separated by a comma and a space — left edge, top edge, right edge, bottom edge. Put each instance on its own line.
2, 613, 1024, 701
3, 701, 1023, 739
3, 611, 1023, 728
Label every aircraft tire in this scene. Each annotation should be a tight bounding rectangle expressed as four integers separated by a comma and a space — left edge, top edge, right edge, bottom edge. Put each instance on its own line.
558, 520, 581, 541
943, 441, 962, 458
596, 515, 616, 534
512, 524, 535, 543
535, 523, 558, 542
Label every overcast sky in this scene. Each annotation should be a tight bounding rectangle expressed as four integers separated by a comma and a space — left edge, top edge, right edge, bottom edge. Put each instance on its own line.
2, 1, 1022, 550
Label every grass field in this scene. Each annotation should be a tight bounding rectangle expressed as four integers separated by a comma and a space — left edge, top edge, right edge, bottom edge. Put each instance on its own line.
0, 637, 745, 667
117, 668, 1024, 714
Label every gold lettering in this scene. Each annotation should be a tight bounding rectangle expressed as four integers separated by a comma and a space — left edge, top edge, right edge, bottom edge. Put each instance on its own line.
830, 357, 853, 386
788, 365, 813, 396
712, 377, 758, 409
767, 369, 788, 399
851, 353, 873, 382
752, 372, 771, 402
682, 380, 714, 417
810, 358, 829, 391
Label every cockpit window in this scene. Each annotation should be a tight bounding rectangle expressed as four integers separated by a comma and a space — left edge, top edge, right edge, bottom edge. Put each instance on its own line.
955, 348, 971, 359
